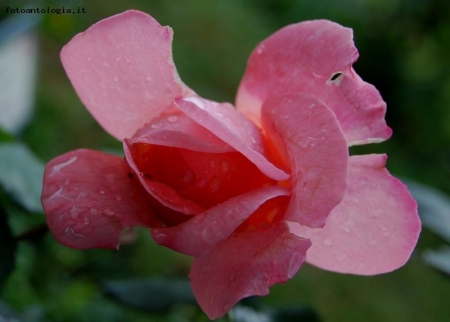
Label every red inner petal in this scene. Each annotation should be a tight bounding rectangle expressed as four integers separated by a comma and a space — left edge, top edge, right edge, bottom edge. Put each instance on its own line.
130, 143, 275, 209
235, 195, 290, 232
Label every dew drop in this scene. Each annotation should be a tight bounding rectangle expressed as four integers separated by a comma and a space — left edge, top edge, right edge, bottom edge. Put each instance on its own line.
208, 177, 221, 193
168, 115, 178, 122
220, 161, 229, 174
256, 44, 265, 55
181, 169, 194, 183
115, 195, 122, 201
99, 188, 106, 195
322, 238, 333, 246
208, 160, 217, 169
335, 254, 346, 262
90, 208, 98, 215
154, 232, 167, 240
104, 208, 115, 216
69, 207, 80, 219
145, 91, 153, 100
197, 178, 207, 188
83, 217, 90, 225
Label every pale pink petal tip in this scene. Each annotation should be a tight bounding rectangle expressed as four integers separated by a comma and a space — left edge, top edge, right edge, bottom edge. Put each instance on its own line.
297, 154, 421, 275
61, 10, 194, 140
261, 93, 348, 228
237, 19, 391, 145
189, 221, 311, 319
41, 149, 156, 249
175, 96, 289, 181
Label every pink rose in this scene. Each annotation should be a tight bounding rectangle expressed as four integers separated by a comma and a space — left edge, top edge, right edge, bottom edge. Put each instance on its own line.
41, 10, 421, 319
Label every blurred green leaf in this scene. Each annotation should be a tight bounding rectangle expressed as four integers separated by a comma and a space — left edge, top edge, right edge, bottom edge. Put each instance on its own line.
0, 142, 44, 213
0, 206, 17, 292
232, 306, 271, 322
405, 180, 450, 243
269, 307, 320, 322
0, 127, 14, 143
232, 305, 320, 322
423, 247, 450, 276
102, 277, 196, 312
0, 300, 44, 322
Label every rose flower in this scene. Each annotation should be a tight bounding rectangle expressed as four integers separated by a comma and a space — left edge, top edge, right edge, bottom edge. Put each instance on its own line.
41, 10, 421, 319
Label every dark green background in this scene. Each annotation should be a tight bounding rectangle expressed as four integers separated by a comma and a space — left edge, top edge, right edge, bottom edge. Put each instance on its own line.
1, 0, 450, 321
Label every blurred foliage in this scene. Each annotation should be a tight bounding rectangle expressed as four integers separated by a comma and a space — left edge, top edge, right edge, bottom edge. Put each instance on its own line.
0, 0, 450, 321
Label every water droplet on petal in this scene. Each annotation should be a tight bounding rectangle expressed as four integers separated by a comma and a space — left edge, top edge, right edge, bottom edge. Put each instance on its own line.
168, 115, 178, 122
69, 207, 80, 219
220, 161, 229, 174
145, 91, 153, 100
90, 208, 98, 215
181, 169, 194, 183
322, 238, 333, 246
99, 188, 106, 195
104, 208, 115, 216
209, 160, 217, 169
208, 177, 221, 193
197, 178, 207, 188
83, 217, 90, 225
115, 195, 122, 201
335, 254, 346, 262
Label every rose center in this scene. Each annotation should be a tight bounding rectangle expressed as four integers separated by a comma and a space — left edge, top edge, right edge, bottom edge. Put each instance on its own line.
130, 143, 275, 209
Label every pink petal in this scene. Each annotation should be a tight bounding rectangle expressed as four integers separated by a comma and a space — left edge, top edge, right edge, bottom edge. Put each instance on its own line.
297, 154, 421, 275
41, 149, 157, 249
152, 185, 290, 256
189, 221, 311, 319
261, 93, 348, 228
175, 96, 289, 181
61, 10, 193, 140
236, 20, 392, 146
129, 112, 233, 153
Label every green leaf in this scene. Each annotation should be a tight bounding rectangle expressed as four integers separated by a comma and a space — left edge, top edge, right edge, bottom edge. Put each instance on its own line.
231, 305, 320, 322
269, 307, 320, 322
0, 127, 14, 143
405, 180, 450, 243
0, 205, 17, 292
0, 142, 44, 213
0, 300, 44, 322
102, 277, 196, 312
